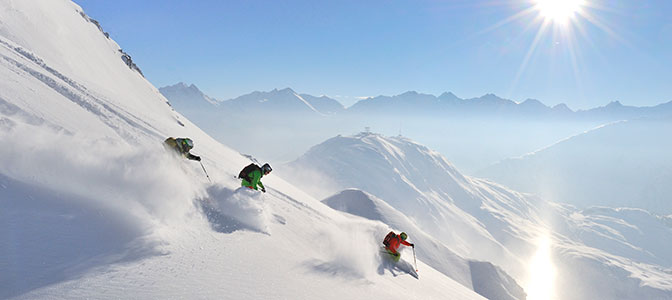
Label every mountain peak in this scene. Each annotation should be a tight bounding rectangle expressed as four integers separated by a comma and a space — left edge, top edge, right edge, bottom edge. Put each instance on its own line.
477, 93, 506, 102
468, 93, 515, 106
159, 82, 218, 106
271, 87, 296, 95
354, 131, 381, 139
552, 103, 573, 112
439, 92, 461, 102
400, 91, 419, 96
162, 82, 203, 93
606, 100, 623, 107
521, 98, 542, 104
519, 98, 549, 108
220, 88, 346, 115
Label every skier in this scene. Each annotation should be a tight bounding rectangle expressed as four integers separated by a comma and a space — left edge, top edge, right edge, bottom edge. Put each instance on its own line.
383, 231, 414, 262
238, 163, 272, 193
164, 137, 201, 161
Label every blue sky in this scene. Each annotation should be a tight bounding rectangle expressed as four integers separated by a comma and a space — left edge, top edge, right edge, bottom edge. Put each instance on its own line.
74, 0, 672, 109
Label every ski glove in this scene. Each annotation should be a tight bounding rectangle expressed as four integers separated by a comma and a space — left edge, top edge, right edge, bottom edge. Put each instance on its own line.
195, 156, 201, 161
410, 243, 415, 248
261, 187, 266, 193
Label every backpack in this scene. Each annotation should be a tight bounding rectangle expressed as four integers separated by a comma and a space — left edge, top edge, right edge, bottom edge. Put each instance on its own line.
164, 137, 177, 148
383, 231, 396, 247
238, 163, 261, 181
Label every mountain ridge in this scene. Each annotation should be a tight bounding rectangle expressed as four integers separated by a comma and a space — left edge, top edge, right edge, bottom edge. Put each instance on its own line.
281, 131, 672, 299
161, 83, 672, 120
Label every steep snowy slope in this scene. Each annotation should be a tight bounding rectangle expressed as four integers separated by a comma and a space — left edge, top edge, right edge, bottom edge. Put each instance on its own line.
478, 118, 672, 214
322, 189, 527, 300
284, 133, 537, 273
0, 1, 485, 299
283, 132, 672, 299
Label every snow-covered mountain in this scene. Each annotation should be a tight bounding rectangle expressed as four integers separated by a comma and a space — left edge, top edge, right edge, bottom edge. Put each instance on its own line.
295, 93, 346, 115
322, 189, 527, 300
160, 85, 349, 163
346, 91, 446, 115
282, 132, 672, 299
161, 80, 672, 122
477, 118, 672, 214
221, 87, 324, 115
161, 84, 345, 116
0, 1, 489, 299
348, 92, 672, 120
577, 100, 672, 121
346, 92, 558, 117
162, 83, 672, 173
5, 2, 670, 299
159, 82, 219, 109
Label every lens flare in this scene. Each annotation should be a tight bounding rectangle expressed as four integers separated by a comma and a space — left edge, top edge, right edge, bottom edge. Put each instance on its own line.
526, 233, 557, 300
534, 0, 585, 25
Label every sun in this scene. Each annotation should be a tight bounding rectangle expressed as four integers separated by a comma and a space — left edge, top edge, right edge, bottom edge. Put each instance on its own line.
534, 0, 585, 24
474, 0, 619, 102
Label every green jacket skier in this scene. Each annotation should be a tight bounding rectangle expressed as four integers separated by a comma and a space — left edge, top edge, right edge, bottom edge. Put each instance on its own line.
238, 163, 272, 193
164, 137, 201, 161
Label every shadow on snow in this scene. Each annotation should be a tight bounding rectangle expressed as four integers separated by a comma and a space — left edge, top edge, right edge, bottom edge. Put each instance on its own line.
377, 250, 419, 279
0, 174, 161, 299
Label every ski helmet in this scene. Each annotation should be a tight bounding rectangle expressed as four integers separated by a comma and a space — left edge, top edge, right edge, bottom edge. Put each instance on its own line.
182, 138, 194, 149
261, 163, 272, 174
400, 232, 408, 241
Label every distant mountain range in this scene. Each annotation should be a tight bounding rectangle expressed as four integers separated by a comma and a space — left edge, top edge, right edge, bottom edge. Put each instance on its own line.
477, 118, 672, 213
159, 82, 218, 109
160, 84, 345, 116
160, 83, 672, 172
160, 82, 672, 121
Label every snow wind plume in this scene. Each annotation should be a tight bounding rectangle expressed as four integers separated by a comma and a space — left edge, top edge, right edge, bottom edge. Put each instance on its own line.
0, 123, 216, 297
200, 185, 273, 234
307, 221, 383, 281
276, 163, 342, 200
0, 124, 207, 234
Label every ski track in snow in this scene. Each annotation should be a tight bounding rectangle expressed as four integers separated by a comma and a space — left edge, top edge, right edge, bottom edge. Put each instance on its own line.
0, 37, 161, 141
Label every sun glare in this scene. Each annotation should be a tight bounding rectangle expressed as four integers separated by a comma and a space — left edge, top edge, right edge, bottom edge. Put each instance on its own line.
534, 0, 585, 24
526, 233, 557, 300
475, 0, 621, 115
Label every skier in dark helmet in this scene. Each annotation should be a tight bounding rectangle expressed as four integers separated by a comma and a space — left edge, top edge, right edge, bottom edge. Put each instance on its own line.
164, 137, 201, 161
238, 163, 272, 193
382, 231, 414, 262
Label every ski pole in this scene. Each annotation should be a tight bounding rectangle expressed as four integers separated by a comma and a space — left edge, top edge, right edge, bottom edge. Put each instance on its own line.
200, 161, 211, 182
412, 246, 418, 272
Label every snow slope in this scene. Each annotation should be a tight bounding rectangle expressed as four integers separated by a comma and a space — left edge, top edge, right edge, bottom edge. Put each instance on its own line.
0, 1, 486, 299
3, 1, 670, 299
283, 132, 672, 300
322, 189, 527, 300
284, 133, 538, 272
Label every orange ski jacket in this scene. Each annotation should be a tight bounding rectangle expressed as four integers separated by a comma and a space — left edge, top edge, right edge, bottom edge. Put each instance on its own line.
385, 234, 412, 254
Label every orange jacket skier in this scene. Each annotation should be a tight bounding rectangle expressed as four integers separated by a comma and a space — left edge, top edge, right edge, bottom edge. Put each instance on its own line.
383, 231, 414, 262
